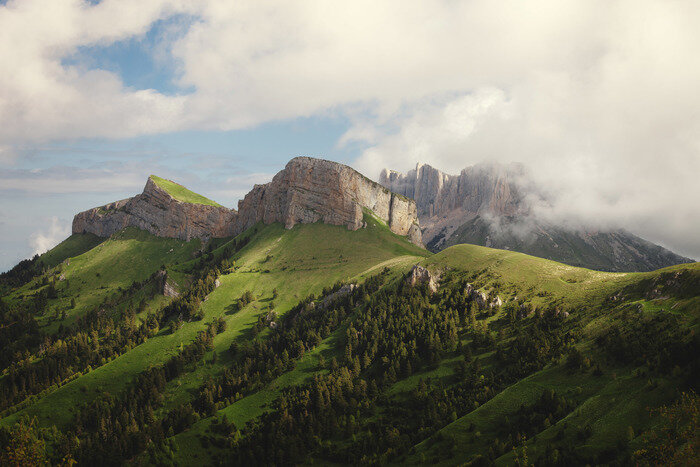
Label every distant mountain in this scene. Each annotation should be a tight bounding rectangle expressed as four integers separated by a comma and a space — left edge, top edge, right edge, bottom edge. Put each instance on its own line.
380, 162, 693, 271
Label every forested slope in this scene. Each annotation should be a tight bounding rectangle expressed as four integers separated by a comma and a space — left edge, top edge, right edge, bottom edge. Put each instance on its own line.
0, 219, 697, 465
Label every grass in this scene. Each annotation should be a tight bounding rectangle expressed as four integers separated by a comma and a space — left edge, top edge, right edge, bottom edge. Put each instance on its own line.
37, 233, 105, 269
1, 218, 427, 433
2, 217, 696, 465
7, 228, 201, 332
423, 243, 639, 309
405, 361, 681, 466
149, 175, 224, 207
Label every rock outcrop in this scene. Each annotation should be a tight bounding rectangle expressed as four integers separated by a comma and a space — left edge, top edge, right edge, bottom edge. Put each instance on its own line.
235, 157, 422, 245
156, 270, 180, 297
72, 157, 422, 247
73, 177, 237, 241
406, 265, 439, 294
463, 282, 502, 309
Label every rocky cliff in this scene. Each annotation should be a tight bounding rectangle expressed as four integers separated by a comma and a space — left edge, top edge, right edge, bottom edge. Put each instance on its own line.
73, 157, 422, 246
235, 157, 422, 245
381, 162, 693, 271
72, 177, 237, 241
381, 162, 524, 219
380, 162, 524, 248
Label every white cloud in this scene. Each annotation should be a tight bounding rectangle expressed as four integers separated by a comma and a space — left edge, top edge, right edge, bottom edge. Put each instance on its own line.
0, 0, 699, 258
30, 216, 70, 256
0, 0, 197, 143
348, 85, 700, 258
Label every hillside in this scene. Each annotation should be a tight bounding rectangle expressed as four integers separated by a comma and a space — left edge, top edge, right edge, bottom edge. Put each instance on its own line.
0, 215, 428, 457
441, 215, 694, 273
0, 156, 697, 465
1, 216, 697, 465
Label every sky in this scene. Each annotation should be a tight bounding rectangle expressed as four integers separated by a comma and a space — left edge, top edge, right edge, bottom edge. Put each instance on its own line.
1, 0, 699, 271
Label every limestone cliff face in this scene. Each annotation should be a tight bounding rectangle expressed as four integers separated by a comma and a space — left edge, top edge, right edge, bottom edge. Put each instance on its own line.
72, 157, 422, 246
72, 178, 237, 241
380, 162, 524, 219
236, 157, 422, 245
380, 162, 524, 248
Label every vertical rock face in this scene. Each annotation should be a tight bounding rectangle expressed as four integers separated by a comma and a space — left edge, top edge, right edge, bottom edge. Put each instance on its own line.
72, 157, 422, 247
72, 177, 237, 241
381, 162, 525, 219
380, 162, 524, 248
235, 157, 422, 245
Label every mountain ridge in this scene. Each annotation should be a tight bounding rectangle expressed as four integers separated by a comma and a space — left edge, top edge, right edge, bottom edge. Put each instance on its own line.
380, 162, 693, 271
72, 157, 423, 246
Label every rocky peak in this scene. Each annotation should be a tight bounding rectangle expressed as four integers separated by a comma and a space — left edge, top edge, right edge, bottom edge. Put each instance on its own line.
235, 157, 422, 245
380, 162, 527, 248
380, 162, 525, 219
72, 177, 237, 241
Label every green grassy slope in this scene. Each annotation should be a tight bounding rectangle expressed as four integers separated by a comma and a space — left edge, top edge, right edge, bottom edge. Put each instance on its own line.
439, 216, 694, 272
149, 175, 224, 207
1, 220, 697, 465
1, 217, 427, 433
37, 233, 106, 269
401, 246, 700, 465
423, 242, 634, 308
5, 228, 201, 331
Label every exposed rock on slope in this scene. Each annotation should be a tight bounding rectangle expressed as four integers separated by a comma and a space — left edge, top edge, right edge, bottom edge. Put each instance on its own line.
406, 265, 439, 293
72, 177, 237, 241
156, 270, 179, 298
381, 162, 693, 272
235, 157, 422, 245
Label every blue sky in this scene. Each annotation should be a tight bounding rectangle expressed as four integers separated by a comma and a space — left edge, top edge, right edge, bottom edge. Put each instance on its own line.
1, 0, 699, 271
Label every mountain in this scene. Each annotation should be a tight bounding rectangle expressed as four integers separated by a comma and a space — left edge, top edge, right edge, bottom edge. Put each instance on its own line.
380, 162, 694, 271
234, 157, 421, 244
73, 157, 422, 246
73, 175, 237, 241
0, 156, 698, 466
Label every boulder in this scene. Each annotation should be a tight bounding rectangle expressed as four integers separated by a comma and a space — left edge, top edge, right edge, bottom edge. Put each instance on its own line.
406, 265, 439, 294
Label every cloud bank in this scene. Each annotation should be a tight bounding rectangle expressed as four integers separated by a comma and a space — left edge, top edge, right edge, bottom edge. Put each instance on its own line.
1, 0, 699, 258
30, 216, 70, 256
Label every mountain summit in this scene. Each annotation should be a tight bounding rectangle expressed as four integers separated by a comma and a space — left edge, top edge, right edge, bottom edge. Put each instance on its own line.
381, 162, 693, 271
72, 175, 237, 241
73, 157, 422, 246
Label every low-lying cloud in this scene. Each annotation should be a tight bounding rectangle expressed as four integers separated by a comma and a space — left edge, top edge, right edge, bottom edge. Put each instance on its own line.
30, 216, 70, 256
